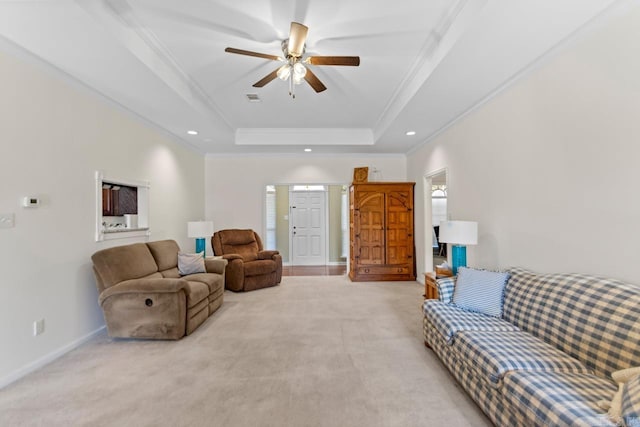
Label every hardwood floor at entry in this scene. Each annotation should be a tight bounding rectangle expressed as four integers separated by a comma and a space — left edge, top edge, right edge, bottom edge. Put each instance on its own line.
282, 265, 346, 276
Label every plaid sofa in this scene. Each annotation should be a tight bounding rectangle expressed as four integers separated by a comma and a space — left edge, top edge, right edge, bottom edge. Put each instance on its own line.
423, 268, 640, 427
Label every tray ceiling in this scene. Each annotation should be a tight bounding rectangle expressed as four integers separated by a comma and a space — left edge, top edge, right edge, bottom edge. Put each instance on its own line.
0, 0, 620, 154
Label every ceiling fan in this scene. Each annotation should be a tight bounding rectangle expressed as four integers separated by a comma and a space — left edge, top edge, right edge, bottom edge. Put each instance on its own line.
225, 22, 360, 98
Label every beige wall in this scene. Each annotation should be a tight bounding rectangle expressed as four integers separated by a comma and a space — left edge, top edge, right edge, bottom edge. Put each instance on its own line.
408, 6, 640, 284
275, 185, 290, 261
205, 155, 406, 238
328, 185, 346, 263
0, 50, 205, 385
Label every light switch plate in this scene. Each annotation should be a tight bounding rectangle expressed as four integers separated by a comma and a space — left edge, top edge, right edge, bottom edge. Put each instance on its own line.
0, 213, 14, 229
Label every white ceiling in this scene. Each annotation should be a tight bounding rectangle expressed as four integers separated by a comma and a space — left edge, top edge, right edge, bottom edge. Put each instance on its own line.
0, 0, 621, 155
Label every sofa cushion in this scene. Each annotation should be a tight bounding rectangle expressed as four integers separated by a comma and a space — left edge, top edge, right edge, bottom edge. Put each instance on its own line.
504, 268, 640, 379
186, 272, 224, 293
453, 330, 593, 388
423, 317, 529, 426
244, 259, 277, 277
159, 267, 180, 279
503, 371, 616, 427
91, 243, 158, 291
146, 240, 180, 272
184, 281, 209, 308
452, 267, 509, 317
423, 300, 518, 344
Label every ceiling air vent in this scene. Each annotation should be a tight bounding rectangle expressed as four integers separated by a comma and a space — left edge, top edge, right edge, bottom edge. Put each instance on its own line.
246, 94, 261, 103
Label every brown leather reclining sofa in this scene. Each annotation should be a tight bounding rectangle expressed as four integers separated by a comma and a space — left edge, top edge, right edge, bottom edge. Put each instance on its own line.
91, 240, 227, 339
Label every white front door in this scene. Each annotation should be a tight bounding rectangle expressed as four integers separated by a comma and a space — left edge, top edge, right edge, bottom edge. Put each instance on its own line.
290, 190, 327, 265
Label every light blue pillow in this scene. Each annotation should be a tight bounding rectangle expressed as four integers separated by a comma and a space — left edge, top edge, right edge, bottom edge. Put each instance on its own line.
452, 267, 510, 317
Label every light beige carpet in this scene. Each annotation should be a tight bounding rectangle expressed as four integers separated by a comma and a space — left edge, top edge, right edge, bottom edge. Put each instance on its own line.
0, 276, 491, 427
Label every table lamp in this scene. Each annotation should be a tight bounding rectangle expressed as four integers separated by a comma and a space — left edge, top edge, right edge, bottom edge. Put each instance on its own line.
438, 220, 478, 275
187, 221, 213, 257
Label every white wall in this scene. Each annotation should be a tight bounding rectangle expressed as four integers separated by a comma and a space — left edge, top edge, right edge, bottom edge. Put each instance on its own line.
408, 5, 640, 284
205, 155, 406, 237
0, 49, 205, 386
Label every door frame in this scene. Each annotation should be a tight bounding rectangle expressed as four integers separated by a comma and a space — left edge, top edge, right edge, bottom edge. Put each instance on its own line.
423, 168, 448, 276
288, 185, 329, 266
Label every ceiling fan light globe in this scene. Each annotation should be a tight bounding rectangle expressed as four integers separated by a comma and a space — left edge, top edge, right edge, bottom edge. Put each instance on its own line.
293, 62, 307, 78
293, 74, 304, 85
277, 64, 291, 81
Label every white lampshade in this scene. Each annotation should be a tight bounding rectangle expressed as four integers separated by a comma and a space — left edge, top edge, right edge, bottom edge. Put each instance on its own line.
187, 221, 213, 238
439, 220, 478, 245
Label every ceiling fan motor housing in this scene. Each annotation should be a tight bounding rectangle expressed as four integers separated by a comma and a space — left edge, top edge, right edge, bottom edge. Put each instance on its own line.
281, 39, 305, 59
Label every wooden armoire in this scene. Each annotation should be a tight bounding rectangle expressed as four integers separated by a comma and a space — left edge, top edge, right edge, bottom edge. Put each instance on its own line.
349, 182, 416, 281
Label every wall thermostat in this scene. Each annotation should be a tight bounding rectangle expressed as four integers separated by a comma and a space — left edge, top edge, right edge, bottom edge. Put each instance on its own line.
22, 197, 40, 208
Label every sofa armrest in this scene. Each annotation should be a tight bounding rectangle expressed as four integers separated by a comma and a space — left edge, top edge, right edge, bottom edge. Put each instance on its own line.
98, 278, 187, 305
205, 257, 228, 275
436, 276, 456, 303
257, 250, 279, 260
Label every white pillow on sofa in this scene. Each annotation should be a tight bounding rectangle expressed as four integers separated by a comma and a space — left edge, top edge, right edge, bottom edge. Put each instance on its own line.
178, 252, 205, 275
452, 267, 510, 317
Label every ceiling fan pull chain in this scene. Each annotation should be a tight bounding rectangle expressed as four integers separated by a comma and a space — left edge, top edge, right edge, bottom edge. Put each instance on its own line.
289, 74, 295, 99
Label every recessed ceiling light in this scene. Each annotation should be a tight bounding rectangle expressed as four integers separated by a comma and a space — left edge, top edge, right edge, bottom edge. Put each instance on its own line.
187, 130, 198, 135
304, 148, 312, 152
406, 131, 416, 136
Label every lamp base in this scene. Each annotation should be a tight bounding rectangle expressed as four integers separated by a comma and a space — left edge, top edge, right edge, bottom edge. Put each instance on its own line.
195, 238, 206, 257
451, 245, 467, 275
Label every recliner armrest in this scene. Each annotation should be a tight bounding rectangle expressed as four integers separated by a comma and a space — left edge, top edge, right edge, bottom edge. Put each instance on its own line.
98, 278, 187, 305
258, 250, 279, 260
222, 254, 243, 261
205, 257, 228, 274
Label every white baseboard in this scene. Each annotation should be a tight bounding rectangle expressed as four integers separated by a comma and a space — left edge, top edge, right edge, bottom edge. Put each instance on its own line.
0, 325, 106, 389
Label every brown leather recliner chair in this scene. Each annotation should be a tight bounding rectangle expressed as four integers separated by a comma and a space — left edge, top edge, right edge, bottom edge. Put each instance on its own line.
211, 229, 282, 292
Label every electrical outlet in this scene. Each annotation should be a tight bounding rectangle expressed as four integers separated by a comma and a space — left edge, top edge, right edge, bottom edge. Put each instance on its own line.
0, 213, 14, 229
33, 319, 45, 336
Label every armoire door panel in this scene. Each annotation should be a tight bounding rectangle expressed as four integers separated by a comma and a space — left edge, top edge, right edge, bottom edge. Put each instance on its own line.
349, 182, 415, 281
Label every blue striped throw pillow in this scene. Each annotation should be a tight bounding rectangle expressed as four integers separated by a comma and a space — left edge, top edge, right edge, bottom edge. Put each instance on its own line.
452, 267, 510, 317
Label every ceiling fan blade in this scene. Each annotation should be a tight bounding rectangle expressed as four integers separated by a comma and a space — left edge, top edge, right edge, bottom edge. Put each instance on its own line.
287, 22, 308, 57
304, 68, 327, 93
252, 69, 279, 87
225, 47, 281, 61
306, 56, 360, 66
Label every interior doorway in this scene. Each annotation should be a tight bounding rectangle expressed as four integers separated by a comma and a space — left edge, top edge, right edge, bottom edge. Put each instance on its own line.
423, 169, 448, 273
264, 184, 348, 274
